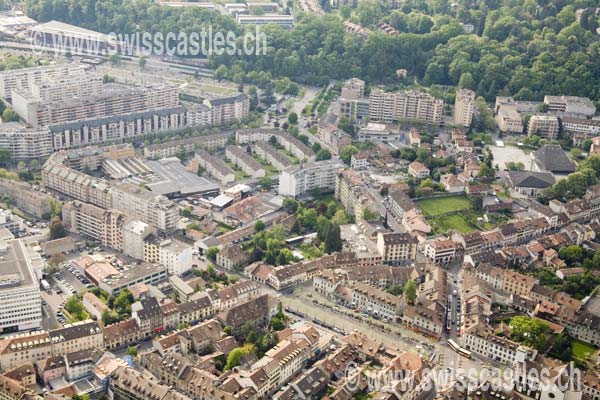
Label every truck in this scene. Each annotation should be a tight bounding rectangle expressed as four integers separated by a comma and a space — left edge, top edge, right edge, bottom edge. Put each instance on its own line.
41, 279, 50, 292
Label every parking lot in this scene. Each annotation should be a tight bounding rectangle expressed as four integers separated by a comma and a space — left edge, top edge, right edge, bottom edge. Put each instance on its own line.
489, 145, 532, 170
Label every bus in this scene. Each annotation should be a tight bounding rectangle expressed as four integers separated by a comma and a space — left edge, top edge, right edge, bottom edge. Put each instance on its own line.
41, 279, 51, 292
447, 339, 472, 359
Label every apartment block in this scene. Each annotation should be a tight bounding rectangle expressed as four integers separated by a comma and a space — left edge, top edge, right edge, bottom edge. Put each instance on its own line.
0, 63, 87, 101
235, 128, 315, 161
454, 89, 476, 127
204, 93, 249, 125
191, 148, 235, 185
316, 119, 352, 156
49, 106, 195, 150
376, 232, 418, 265
253, 141, 293, 171
0, 178, 52, 218
0, 239, 42, 333
111, 182, 179, 234
122, 220, 151, 260
158, 239, 194, 276
236, 14, 294, 27
143, 133, 229, 159
13, 82, 179, 127
278, 160, 342, 198
0, 122, 53, 160
368, 88, 444, 125
528, 115, 560, 139
561, 117, 600, 136
62, 201, 126, 251
495, 97, 523, 133
226, 145, 266, 178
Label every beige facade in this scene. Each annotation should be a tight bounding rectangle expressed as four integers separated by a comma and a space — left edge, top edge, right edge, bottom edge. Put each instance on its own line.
454, 89, 475, 127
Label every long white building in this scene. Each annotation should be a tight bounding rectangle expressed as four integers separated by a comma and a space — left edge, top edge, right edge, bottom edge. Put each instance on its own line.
0, 122, 53, 160
278, 160, 342, 198
0, 63, 87, 100
0, 239, 42, 333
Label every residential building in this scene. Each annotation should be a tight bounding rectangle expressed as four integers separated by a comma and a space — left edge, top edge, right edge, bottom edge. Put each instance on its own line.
544, 95, 596, 117
0, 122, 52, 160
278, 160, 342, 198
424, 239, 459, 264
0, 63, 87, 101
369, 88, 444, 125
253, 141, 293, 171
82, 292, 108, 320
376, 232, 418, 265
316, 114, 352, 156
236, 129, 315, 161
0, 179, 52, 218
158, 238, 194, 276
528, 115, 560, 139
464, 324, 535, 365
408, 161, 430, 179
216, 244, 251, 270
48, 320, 103, 356
203, 93, 249, 125
0, 239, 42, 333
143, 133, 228, 159
454, 89, 476, 127
236, 14, 294, 27
561, 117, 600, 136
190, 148, 235, 185
109, 366, 192, 400
122, 220, 151, 260
339, 79, 369, 121
225, 145, 266, 178
388, 190, 416, 220
402, 304, 444, 338
62, 201, 126, 251
495, 97, 523, 133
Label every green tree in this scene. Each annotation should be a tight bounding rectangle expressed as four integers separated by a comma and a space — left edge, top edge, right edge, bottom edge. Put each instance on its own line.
558, 245, 583, 264
1, 108, 18, 122
340, 145, 359, 165
126, 346, 138, 357
225, 344, 255, 371
108, 53, 121, 65
404, 279, 417, 304
283, 198, 299, 213
207, 247, 219, 261
509, 316, 549, 351
101, 309, 120, 325
138, 56, 147, 69
323, 223, 342, 253
288, 112, 298, 125
259, 177, 272, 190
316, 149, 332, 161
254, 220, 266, 232
49, 216, 66, 240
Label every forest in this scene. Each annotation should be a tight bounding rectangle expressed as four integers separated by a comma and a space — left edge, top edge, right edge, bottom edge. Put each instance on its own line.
23, 0, 600, 103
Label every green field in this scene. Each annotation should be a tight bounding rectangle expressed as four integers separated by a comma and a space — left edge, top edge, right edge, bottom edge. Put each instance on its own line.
572, 340, 596, 362
417, 196, 472, 216
429, 214, 477, 234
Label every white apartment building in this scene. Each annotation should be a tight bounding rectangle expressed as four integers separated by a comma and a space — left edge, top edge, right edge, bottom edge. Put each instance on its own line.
192, 148, 235, 185
62, 201, 125, 251
111, 182, 179, 234
528, 115, 560, 139
369, 88, 444, 125
0, 122, 53, 160
204, 93, 249, 126
0, 239, 42, 333
464, 327, 535, 365
143, 132, 228, 159
122, 220, 151, 260
560, 117, 600, 136
495, 97, 524, 133
236, 14, 294, 27
226, 145, 266, 178
158, 239, 194, 276
424, 239, 458, 264
278, 160, 342, 198
454, 89, 475, 127
376, 232, 418, 264
0, 63, 87, 100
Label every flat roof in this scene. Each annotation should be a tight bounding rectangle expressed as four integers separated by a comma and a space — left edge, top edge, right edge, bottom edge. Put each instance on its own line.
0, 239, 36, 289
145, 158, 219, 196
31, 20, 116, 43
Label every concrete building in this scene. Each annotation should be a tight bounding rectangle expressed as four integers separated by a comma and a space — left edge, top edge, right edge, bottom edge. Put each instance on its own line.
544, 95, 596, 118
49, 106, 205, 150
454, 89, 475, 127
204, 93, 249, 125
0, 239, 42, 333
368, 88, 443, 125
13, 82, 179, 127
278, 160, 342, 198
225, 145, 266, 178
158, 239, 194, 276
528, 115, 560, 139
0, 63, 87, 101
317, 114, 352, 156
191, 148, 235, 185
122, 220, 151, 260
236, 14, 294, 27
253, 141, 293, 171
0, 179, 52, 218
560, 117, 600, 136
236, 128, 315, 161
143, 132, 228, 159
111, 182, 179, 234
495, 97, 523, 133
376, 232, 418, 265
408, 161, 430, 179
0, 122, 53, 160
62, 201, 126, 251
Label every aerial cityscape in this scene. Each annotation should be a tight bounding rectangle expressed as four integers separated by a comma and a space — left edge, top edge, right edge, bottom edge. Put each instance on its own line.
0, 0, 596, 399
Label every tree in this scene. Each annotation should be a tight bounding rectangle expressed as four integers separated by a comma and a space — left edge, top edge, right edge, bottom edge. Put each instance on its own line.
259, 177, 272, 190
49, 216, 66, 240
283, 198, 299, 213
101, 309, 120, 325
509, 316, 549, 351
138, 56, 147, 69
340, 145, 359, 165
288, 112, 298, 125
323, 223, 342, 253
404, 279, 417, 304
471, 196, 483, 212
182, 207, 192, 218
1, 108, 18, 122
316, 149, 332, 161
254, 220, 266, 232
108, 53, 121, 65
558, 245, 583, 264
225, 344, 255, 371
126, 346, 138, 357
207, 247, 219, 261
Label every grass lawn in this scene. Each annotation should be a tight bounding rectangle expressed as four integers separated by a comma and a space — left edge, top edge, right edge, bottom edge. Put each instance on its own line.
417, 195, 472, 216
572, 340, 596, 362
429, 214, 477, 234
198, 84, 236, 95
